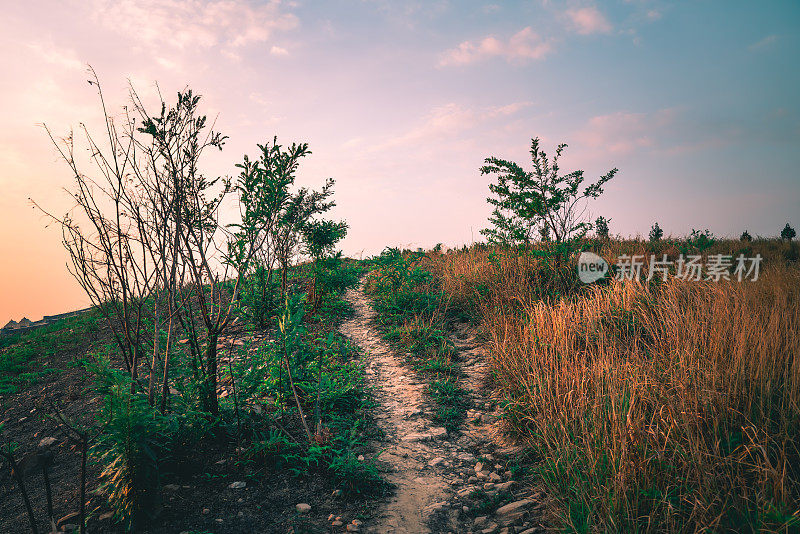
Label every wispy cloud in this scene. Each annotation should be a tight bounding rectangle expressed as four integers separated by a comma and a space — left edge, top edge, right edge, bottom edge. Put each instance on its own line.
270, 45, 289, 56
749, 34, 778, 51
90, 0, 299, 51
576, 109, 675, 154
565, 6, 612, 35
439, 27, 553, 66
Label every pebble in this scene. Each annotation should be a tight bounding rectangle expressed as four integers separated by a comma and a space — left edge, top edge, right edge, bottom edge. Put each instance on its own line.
296, 503, 311, 513
228, 481, 246, 489
38, 437, 57, 448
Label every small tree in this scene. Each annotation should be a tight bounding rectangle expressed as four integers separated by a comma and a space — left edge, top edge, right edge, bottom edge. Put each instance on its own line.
480, 137, 618, 246
740, 230, 752, 242
302, 219, 348, 309
649, 222, 664, 242
595, 216, 611, 240
781, 223, 796, 242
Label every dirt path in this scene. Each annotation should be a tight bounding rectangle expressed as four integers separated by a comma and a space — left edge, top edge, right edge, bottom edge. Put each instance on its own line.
340, 283, 545, 534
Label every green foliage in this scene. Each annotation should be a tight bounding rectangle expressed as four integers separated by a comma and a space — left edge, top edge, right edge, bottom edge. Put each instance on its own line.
303, 220, 348, 261
480, 137, 618, 245
740, 230, 753, 242
781, 222, 796, 241
90, 360, 168, 530
682, 228, 716, 254
649, 222, 664, 242
0, 311, 101, 395
595, 216, 611, 240
428, 378, 468, 432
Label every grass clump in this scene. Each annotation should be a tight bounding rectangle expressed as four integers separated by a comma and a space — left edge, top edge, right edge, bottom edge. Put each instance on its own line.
427, 240, 800, 533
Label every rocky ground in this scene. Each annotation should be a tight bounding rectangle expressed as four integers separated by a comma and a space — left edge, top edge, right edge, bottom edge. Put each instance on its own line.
338, 283, 547, 534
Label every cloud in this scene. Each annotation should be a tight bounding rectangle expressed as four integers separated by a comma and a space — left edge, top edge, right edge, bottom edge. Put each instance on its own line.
439, 27, 553, 66
90, 0, 299, 51
576, 109, 675, 154
749, 34, 778, 51
27, 42, 84, 71
270, 45, 289, 56
566, 6, 612, 35
367, 101, 532, 151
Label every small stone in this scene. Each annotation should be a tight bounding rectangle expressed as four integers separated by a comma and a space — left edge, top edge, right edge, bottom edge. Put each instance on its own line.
163, 483, 180, 491
429, 427, 448, 439
332, 521, 343, 527
495, 499, 533, 526
489, 472, 502, 483
351, 520, 363, 526
202, 508, 210, 515
495, 481, 516, 492
296, 503, 311, 513
480, 523, 499, 534
228, 481, 246, 489
357, 454, 365, 461
428, 457, 445, 467
425, 501, 448, 514
38, 437, 57, 448
474, 516, 490, 528
346, 525, 360, 532
474, 462, 485, 473
462, 506, 470, 513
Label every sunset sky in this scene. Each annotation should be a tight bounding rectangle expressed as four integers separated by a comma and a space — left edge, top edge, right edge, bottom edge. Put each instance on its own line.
1, 0, 798, 324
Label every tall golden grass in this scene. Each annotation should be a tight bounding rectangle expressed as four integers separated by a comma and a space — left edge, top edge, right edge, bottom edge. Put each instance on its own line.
428, 241, 800, 532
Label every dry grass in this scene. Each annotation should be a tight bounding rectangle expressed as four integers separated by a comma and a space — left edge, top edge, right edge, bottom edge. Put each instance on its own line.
427, 240, 800, 532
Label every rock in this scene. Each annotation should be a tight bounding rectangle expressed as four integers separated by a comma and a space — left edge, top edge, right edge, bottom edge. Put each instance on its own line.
480, 524, 499, 534
495, 481, 516, 492
228, 481, 246, 489
295, 503, 311, 513
57, 513, 80, 529
357, 455, 365, 461
474, 462, 485, 473
351, 520, 362, 526
428, 457, 445, 467
489, 472, 502, 483
518, 529, 540, 534
425, 501, 448, 514
429, 427, 448, 439
457, 452, 476, 462
457, 486, 475, 497
346, 525, 360, 532
38, 437, 57, 448
495, 499, 533, 526
483, 482, 495, 490
402, 432, 433, 442
163, 483, 180, 491
332, 520, 343, 527
473, 515, 488, 527
98, 512, 114, 520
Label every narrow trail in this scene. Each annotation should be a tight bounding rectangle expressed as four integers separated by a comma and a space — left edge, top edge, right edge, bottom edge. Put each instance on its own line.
340, 282, 545, 534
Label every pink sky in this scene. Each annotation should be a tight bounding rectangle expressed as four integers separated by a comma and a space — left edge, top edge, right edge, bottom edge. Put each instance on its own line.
1, 1, 798, 323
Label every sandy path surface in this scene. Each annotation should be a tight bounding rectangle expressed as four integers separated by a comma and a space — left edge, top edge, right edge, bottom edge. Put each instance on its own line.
339, 282, 544, 534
